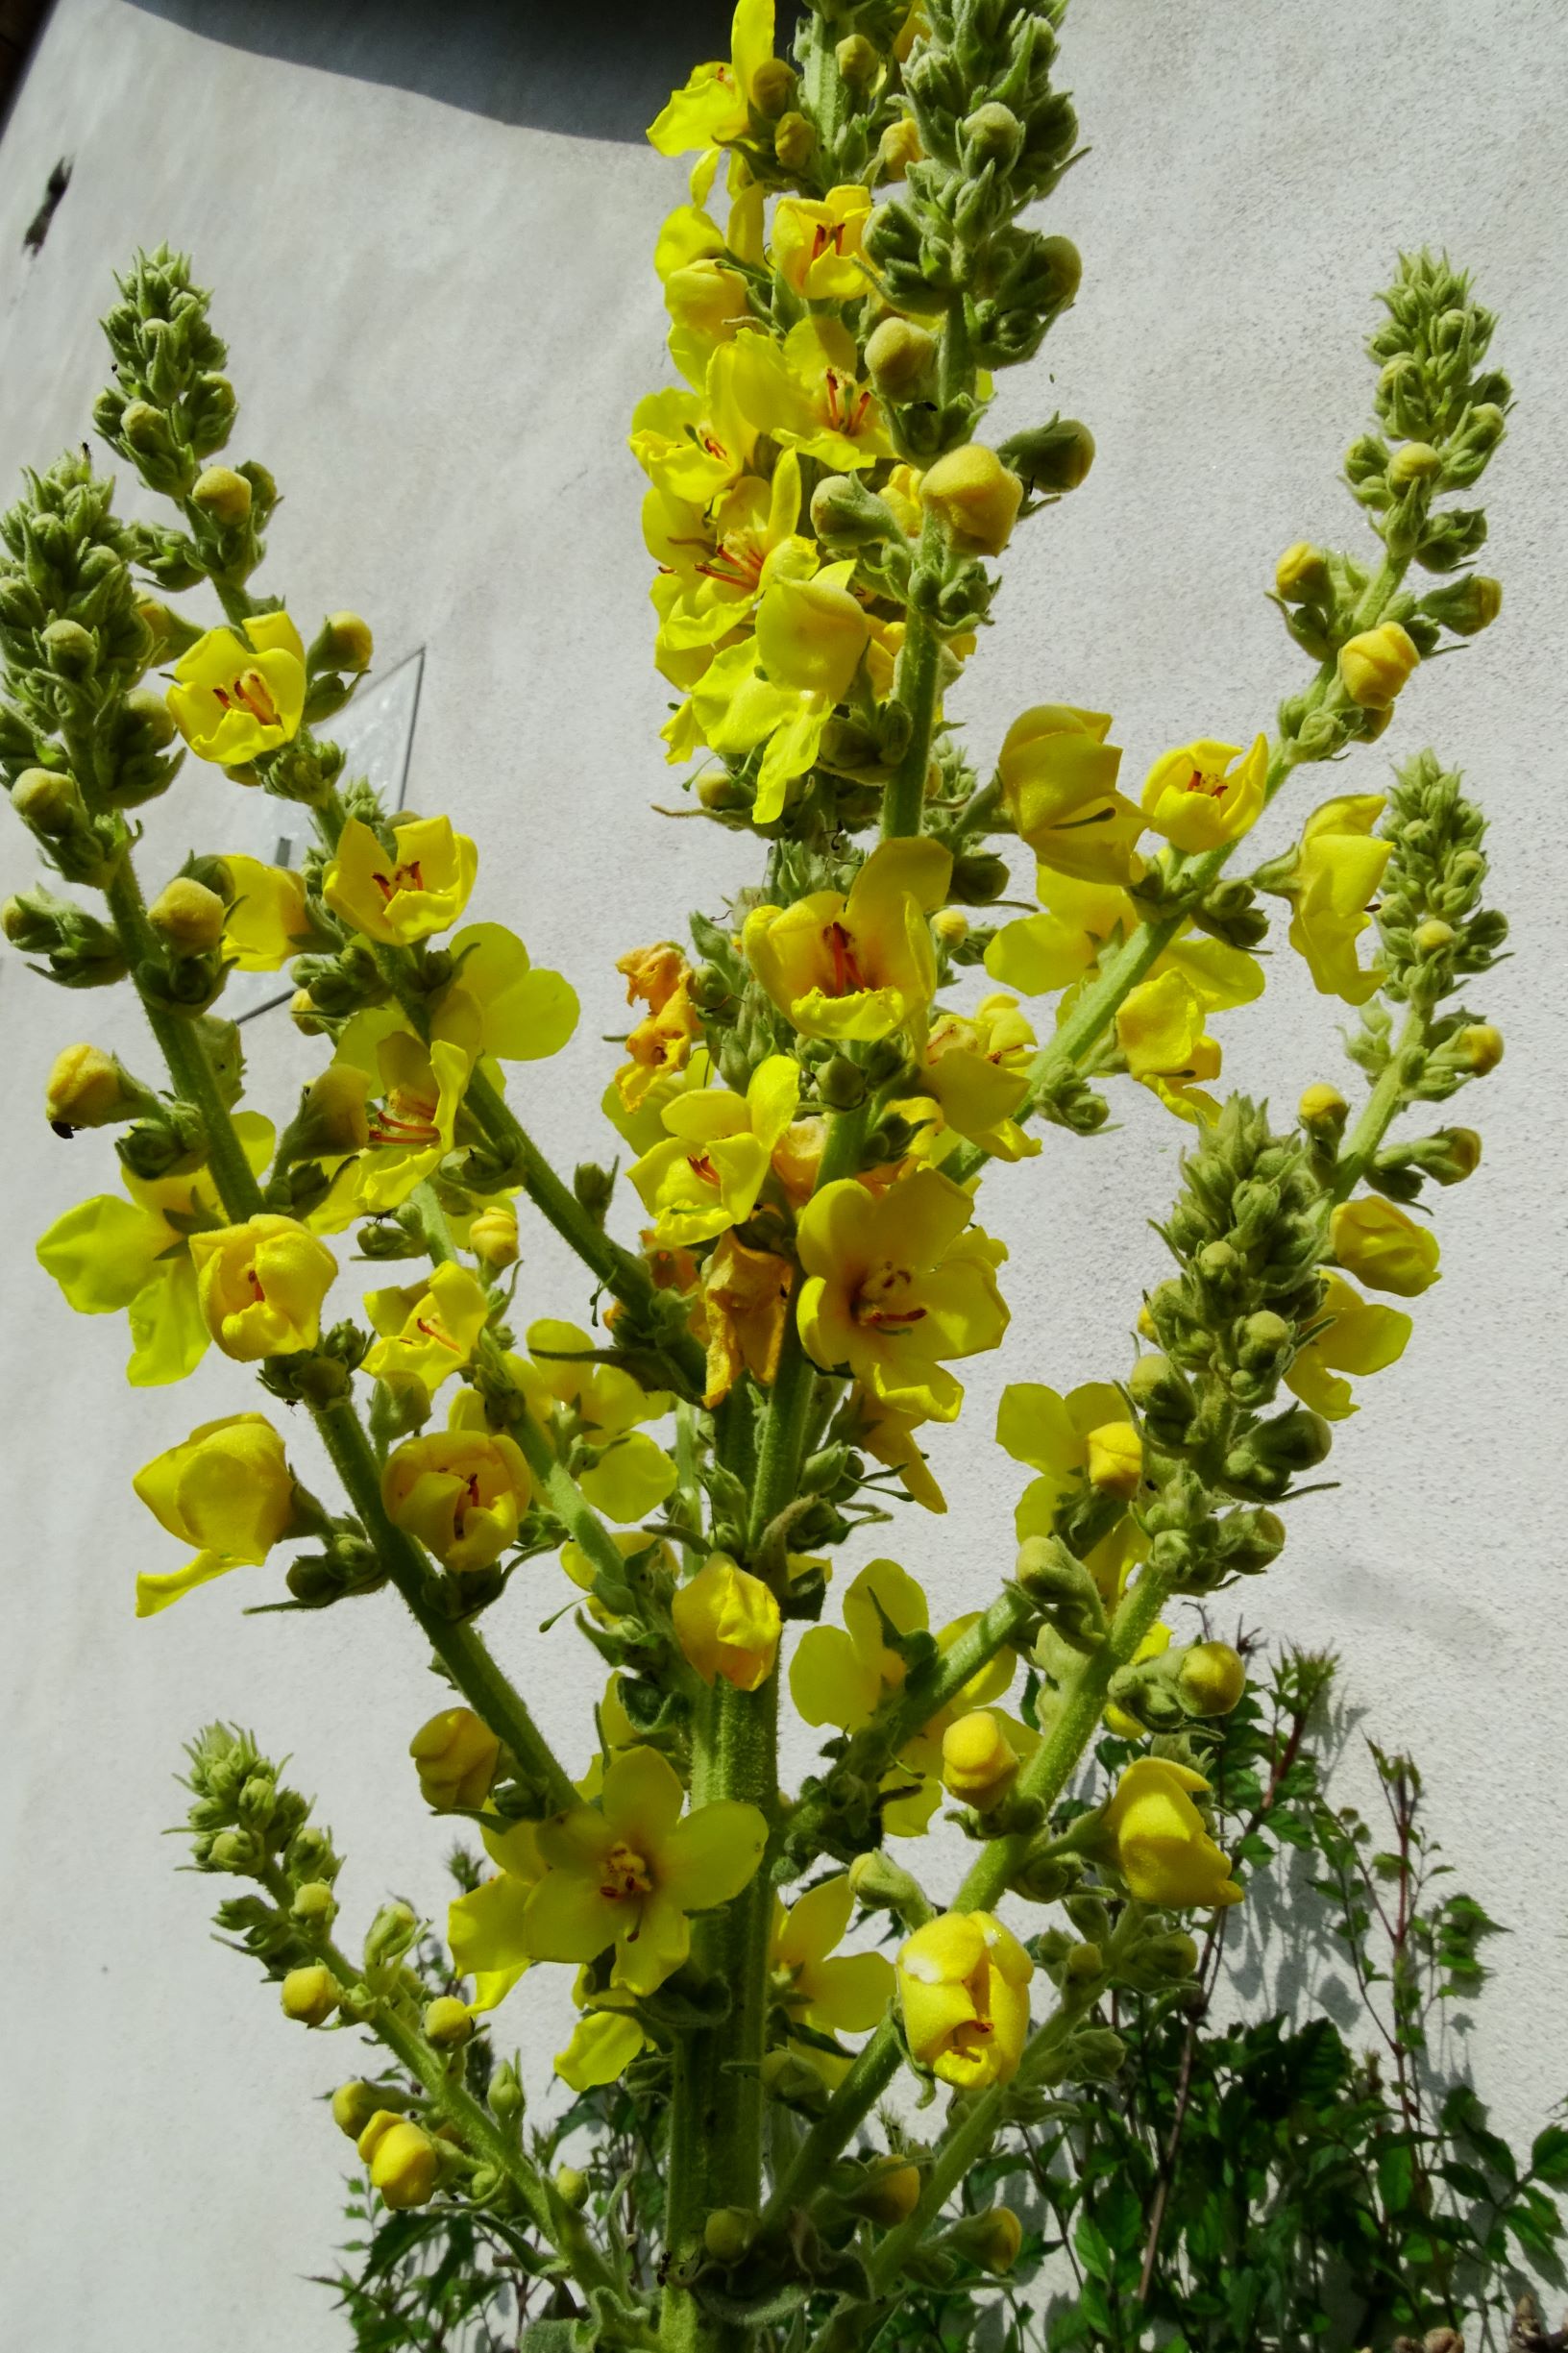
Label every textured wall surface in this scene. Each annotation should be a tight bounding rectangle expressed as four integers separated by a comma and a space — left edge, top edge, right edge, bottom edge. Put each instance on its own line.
1, 2, 1564, 2343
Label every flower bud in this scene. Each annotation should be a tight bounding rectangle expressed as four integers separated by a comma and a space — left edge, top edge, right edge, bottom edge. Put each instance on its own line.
356, 2107, 403, 2163
319, 612, 375, 672
289, 987, 329, 1037
1275, 542, 1331, 602
749, 57, 796, 116
1388, 440, 1441, 484
489, 2059, 525, 2125
843, 2157, 921, 2228
835, 32, 878, 84
364, 1899, 420, 1972
1425, 1124, 1482, 1183
41, 617, 96, 676
293, 1063, 372, 1155
554, 2163, 591, 2210
847, 1848, 930, 1920
423, 1996, 473, 2049
919, 444, 1023, 555
941, 1710, 1018, 1810
1454, 1021, 1503, 1074
332, 2080, 393, 2139
45, 1043, 146, 1131
12, 766, 83, 837
961, 101, 1022, 164
291, 1879, 338, 1930
1298, 1082, 1348, 1140
1176, 1641, 1247, 1717
864, 315, 937, 401
818, 1054, 868, 1112
469, 1203, 519, 1268
1086, 1420, 1142, 1498
280, 1964, 339, 2027
410, 1706, 501, 1810
703, 2206, 756, 2262
1422, 574, 1503, 636
774, 110, 817, 169
933, 907, 968, 947
371, 2120, 439, 2209
190, 465, 253, 523
945, 2206, 1023, 2273
149, 875, 227, 953
878, 115, 922, 178
1338, 621, 1420, 710
998, 415, 1095, 496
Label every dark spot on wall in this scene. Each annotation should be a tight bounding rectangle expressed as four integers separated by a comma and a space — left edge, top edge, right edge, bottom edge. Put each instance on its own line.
22, 152, 69, 251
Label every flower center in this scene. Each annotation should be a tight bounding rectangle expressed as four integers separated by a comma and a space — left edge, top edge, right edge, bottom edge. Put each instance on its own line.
370, 1083, 439, 1146
821, 367, 873, 438
687, 1151, 722, 1187
599, 1841, 652, 1901
415, 1315, 462, 1353
853, 1263, 926, 1331
822, 920, 868, 996
212, 667, 281, 726
371, 859, 426, 902
1184, 764, 1228, 799
811, 222, 849, 262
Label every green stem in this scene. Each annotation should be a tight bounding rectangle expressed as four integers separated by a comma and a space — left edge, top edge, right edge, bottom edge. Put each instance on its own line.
268, 1872, 622, 2306
880, 515, 943, 841
102, 862, 268, 1220
764, 1565, 1174, 2241
311, 1396, 576, 1813
1331, 1003, 1428, 1203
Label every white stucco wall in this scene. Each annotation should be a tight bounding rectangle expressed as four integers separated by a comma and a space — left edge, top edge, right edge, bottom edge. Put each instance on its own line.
1, 3, 1564, 2343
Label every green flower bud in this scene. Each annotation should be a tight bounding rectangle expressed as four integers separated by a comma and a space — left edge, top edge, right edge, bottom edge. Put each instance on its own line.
291, 1878, 338, 1929
818, 1054, 868, 1111
1421, 574, 1503, 636
962, 101, 1023, 164
424, 1996, 473, 2049
749, 57, 796, 117
774, 110, 817, 170
190, 465, 253, 523
835, 33, 879, 85
997, 415, 1095, 496
1176, 1641, 1247, 1716
363, 1900, 419, 1972
865, 314, 938, 401
12, 766, 85, 837
704, 2206, 756, 2263
1388, 440, 1442, 484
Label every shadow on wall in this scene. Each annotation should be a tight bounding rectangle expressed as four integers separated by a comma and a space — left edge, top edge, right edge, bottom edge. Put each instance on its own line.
127, 0, 765, 142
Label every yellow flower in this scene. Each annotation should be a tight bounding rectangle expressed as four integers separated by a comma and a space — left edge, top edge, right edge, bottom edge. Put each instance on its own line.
770, 1875, 894, 2036
427, 922, 578, 1065
796, 1167, 1009, 1421
556, 2003, 650, 2093
331, 1018, 471, 1213
984, 868, 1136, 995
132, 1411, 299, 1617
1285, 1271, 1412, 1417
410, 1707, 501, 1811
772, 184, 872, 299
851, 1386, 947, 1514
34, 1112, 274, 1385
382, 1429, 532, 1574
166, 613, 306, 767
1101, 1758, 1242, 1908
905, 992, 1039, 1163
896, 1911, 1034, 2090
745, 837, 951, 1042
521, 1317, 677, 1522
1330, 1196, 1440, 1297
699, 1231, 794, 1406
647, 451, 803, 658
997, 705, 1144, 885
995, 1379, 1147, 1599
791, 1556, 928, 1732
324, 814, 478, 946
188, 1213, 337, 1360
630, 1053, 799, 1246
1086, 1419, 1143, 1498
218, 854, 312, 970
363, 1261, 492, 1399
673, 1553, 781, 1690
648, 0, 775, 154
691, 546, 870, 822
1338, 620, 1420, 709
447, 1817, 548, 2011
1271, 795, 1391, 1005
1140, 734, 1268, 854
732, 319, 890, 471
522, 1745, 768, 1996
1115, 968, 1223, 1126
630, 340, 758, 507
617, 980, 706, 1114
919, 444, 1023, 556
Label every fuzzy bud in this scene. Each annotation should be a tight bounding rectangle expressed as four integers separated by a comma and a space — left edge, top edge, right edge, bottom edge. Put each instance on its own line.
773, 110, 817, 170
149, 875, 227, 953
45, 1043, 146, 1132
941, 1710, 1018, 1810
1176, 1641, 1247, 1717
1298, 1082, 1349, 1140
1275, 542, 1331, 602
919, 445, 1023, 555
1453, 1021, 1503, 1074
469, 1204, 519, 1268
280, 1964, 339, 2028
864, 315, 938, 402
1338, 621, 1420, 710
190, 465, 253, 523
12, 766, 83, 837
423, 1996, 473, 2050
370, 2120, 439, 2209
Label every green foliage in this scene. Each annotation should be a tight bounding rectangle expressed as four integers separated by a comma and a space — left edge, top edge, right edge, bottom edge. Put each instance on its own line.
324, 1657, 1564, 2351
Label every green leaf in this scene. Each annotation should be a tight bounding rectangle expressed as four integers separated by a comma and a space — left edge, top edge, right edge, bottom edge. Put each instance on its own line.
1532, 2125, 1568, 2187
